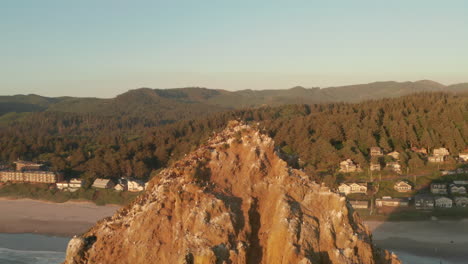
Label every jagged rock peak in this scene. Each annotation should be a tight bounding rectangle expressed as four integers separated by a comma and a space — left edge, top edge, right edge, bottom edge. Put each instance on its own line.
64, 120, 400, 264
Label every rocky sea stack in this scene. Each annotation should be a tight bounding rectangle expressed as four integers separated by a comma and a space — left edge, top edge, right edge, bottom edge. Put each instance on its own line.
64, 121, 400, 264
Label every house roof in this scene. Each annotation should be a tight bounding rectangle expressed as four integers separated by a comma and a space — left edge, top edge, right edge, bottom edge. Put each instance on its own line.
93, 178, 112, 185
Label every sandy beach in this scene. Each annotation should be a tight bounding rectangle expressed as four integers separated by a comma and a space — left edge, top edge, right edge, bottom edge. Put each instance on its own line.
366, 220, 468, 264
0, 198, 120, 236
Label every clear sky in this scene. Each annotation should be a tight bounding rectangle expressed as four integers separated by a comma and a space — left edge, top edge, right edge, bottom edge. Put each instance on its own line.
1, 0, 467, 97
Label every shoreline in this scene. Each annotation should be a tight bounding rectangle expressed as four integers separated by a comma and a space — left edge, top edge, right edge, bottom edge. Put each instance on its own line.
0, 198, 120, 237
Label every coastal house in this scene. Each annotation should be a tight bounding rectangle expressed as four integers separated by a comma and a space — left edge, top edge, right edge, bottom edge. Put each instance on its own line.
338, 183, 351, 195
411, 147, 427, 155
56, 181, 69, 190
375, 197, 409, 207
128, 179, 145, 192
349, 183, 367, 194
69, 178, 83, 190
428, 155, 445, 163
370, 162, 381, 171
428, 147, 450, 163
349, 200, 369, 209
393, 181, 412, 192
415, 194, 434, 209
430, 183, 447, 194
339, 159, 362, 173
338, 183, 367, 195
92, 178, 115, 189
459, 150, 468, 162
449, 184, 466, 194
386, 162, 402, 174
114, 183, 126, 192
434, 196, 453, 208
370, 147, 383, 157
455, 197, 468, 207
387, 151, 400, 160
433, 148, 450, 157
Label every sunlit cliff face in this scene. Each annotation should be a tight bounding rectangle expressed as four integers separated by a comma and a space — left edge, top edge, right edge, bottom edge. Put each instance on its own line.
64, 121, 400, 264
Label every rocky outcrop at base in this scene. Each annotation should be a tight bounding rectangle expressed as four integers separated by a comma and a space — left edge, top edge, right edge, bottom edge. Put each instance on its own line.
64, 121, 400, 264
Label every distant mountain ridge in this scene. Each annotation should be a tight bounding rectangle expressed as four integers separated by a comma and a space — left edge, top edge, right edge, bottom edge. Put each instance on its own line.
1, 80, 467, 122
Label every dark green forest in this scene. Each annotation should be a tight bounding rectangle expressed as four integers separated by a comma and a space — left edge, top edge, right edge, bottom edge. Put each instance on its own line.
0, 92, 466, 185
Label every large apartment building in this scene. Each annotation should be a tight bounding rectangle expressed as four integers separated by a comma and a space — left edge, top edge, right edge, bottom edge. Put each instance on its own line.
0, 170, 63, 183
0, 160, 62, 183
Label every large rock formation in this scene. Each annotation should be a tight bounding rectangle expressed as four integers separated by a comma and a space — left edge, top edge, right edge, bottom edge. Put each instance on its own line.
64, 121, 400, 264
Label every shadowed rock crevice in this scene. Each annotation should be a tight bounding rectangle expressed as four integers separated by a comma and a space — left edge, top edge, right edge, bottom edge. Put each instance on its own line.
246, 198, 263, 263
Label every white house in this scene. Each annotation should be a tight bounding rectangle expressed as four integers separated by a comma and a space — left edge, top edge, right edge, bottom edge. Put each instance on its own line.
430, 183, 447, 194
56, 181, 69, 190
69, 178, 83, 189
449, 184, 467, 194
394, 181, 412, 192
434, 196, 452, 208
339, 159, 362, 173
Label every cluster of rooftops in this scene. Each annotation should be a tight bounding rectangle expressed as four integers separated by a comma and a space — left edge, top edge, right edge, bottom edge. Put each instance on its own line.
0, 160, 148, 193
340, 179, 468, 210
339, 147, 468, 174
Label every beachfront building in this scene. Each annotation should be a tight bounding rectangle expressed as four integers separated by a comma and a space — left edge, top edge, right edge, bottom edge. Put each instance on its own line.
370, 147, 383, 157
415, 194, 434, 210
92, 178, 115, 189
459, 150, 468, 162
449, 184, 467, 194
393, 181, 412, 192
56, 181, 69, 190
128, 179, 145, 192
0, 170, 63, 184
375, 197, 409, 207
434, 196, 453, 208
349, 200, 369, 209
339, 159, 362, 173
69, 178, 83, 190
430, 183, 447, 194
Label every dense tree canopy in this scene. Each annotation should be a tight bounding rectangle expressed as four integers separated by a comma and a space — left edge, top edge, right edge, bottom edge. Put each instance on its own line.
0, 92, 466, 182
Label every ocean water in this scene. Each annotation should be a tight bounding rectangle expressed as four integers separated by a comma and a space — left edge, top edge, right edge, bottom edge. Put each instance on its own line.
393, 250, 457, 264
0, 234, 68, 264
0, 233, 460, 264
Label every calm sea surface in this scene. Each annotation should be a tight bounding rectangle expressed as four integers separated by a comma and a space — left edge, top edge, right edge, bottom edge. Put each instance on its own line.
0, 233, 68, 264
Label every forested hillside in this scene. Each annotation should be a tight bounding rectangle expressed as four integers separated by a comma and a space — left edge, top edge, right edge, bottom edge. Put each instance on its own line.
1, 80, 467, 124
0, 92, 466, 185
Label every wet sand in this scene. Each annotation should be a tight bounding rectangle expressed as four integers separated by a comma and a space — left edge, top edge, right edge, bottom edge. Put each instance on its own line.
0, 198, 120, 236
366, 220, 468, 264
